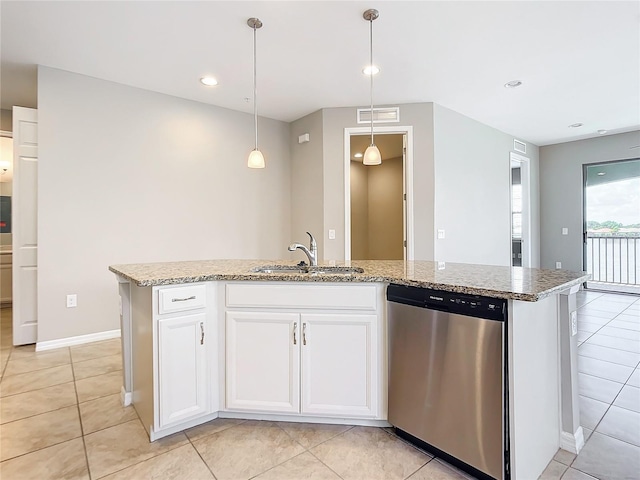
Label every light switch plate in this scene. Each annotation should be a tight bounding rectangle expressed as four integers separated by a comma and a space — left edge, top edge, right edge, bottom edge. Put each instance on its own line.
571, 311, 578, 336
556, 262, 562, 269
562, 228, 568, 235
328, 229, 336, 240
437, 229, 445, 239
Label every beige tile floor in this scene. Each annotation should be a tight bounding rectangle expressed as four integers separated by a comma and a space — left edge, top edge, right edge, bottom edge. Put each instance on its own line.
0, 293, 638, 480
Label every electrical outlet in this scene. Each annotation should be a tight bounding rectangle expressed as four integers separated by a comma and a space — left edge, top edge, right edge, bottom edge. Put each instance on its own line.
328, 229, 336, 240
66, 294, 77, 308
437, 229, 445, 239
437, 261, 446, 270
571, 311, 578, 336
562, 228, 568, 235
555, 262, 562, 269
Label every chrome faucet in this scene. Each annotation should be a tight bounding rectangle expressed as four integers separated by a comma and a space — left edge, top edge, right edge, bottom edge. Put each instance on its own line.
288, 231, 318, 266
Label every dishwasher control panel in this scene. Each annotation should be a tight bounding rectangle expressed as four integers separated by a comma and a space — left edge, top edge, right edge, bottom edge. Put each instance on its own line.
387, 284, 507, 321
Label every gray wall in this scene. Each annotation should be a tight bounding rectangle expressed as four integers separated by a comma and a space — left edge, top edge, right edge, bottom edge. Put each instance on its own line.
367, 156, 404, 260
289, 110, 324, 262
321, 104, 435, 261
432, 104, 540, 267
38, 67, 291, 342
350, 161, 369, 259
0, 109, 12, 132
540, 131, 640, 271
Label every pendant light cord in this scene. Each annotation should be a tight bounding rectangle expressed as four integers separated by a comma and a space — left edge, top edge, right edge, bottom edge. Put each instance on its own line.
369, 16, 374, 146
253, 24, 258, 150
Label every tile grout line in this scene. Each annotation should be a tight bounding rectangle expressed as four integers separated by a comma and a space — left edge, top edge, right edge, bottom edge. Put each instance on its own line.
70, 353, 94, 480
185, 434, 220, 480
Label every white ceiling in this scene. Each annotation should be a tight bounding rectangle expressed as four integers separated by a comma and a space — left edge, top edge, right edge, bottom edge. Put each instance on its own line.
2, 1, 639, 146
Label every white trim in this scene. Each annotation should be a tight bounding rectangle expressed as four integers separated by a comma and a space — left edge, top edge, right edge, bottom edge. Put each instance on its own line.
219, 410, 390, 427
344, 125, 414, 262
36, 329, 121, 351
121, 386, 133, 407
560, 428, 585, 454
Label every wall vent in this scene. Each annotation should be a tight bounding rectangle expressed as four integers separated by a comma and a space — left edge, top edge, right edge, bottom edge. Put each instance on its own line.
357, 107, 400, 124
513, 139, 527, 154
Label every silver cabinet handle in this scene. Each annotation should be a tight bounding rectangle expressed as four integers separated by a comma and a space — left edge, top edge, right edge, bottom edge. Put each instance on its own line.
293, 322, 298, 345
200, 322, 204, 345
172, 295, 196, 302
303, 323, 307, 345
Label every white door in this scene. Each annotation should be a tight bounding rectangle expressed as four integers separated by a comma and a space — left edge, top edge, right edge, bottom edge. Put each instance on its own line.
226, 311, 300, 413
300, 313, 378, 417
157, 313, 208, 428
12, 107, 38, 345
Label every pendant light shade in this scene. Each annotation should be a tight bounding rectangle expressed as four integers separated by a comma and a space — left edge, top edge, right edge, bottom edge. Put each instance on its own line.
362, 9, 381, 166
248, 149, 265, 169
363, 144, 382, 165
247, 17, 265, 169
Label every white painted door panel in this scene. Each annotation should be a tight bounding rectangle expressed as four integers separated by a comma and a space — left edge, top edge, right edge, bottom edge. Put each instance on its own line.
226, 311, 300, 413
158, 313, 208, 428
12, 106, 38, 346
301, 313, 378, 417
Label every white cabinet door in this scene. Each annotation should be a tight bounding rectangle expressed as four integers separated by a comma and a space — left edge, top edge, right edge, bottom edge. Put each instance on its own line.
158, 313, 208, 428
301, 313, 378, 417
226, 311, 300, 413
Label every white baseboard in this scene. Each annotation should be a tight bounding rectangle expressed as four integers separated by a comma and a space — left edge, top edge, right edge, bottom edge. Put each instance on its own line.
560, 428, 585, 454
36, 329, 121, 352
121, 386, 132, 407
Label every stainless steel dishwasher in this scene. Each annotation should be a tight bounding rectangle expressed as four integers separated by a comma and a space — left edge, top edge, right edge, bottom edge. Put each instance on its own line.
387, 284, 509, 480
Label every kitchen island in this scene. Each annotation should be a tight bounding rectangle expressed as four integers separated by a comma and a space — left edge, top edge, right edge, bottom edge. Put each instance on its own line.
110, 259, 589, 480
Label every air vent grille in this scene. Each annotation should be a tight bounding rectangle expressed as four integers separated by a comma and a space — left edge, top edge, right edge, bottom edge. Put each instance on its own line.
357, 107, 400, 124
513, 139, 527, 154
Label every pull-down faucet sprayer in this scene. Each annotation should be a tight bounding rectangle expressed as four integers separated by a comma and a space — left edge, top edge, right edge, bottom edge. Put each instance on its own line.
288, 231, 318, 266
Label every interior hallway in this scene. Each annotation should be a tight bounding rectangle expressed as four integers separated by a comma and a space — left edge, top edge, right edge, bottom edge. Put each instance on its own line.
0, 291, 638, 480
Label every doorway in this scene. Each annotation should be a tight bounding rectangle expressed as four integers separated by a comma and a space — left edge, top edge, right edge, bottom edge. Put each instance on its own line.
510, 153, 531, 267
583, 158, 640, 294
344, 126, 414, 261
0, 132, 13, 307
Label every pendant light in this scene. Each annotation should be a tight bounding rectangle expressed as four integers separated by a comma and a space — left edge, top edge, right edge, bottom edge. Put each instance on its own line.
362, 9, 381, 166
247, 17, 265, 169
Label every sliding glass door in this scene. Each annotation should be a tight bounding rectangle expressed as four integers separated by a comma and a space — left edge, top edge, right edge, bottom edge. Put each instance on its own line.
584, 158, 640, 294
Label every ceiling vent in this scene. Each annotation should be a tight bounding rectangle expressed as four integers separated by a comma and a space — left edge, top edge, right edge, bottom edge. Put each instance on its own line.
357, 107, 400, 124
513, 139, 527, 154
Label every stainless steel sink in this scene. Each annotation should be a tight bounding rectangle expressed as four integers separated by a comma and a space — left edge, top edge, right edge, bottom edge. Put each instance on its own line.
251, 265, 364, 275
308, 266, 364, 275
252, 265, 308, 274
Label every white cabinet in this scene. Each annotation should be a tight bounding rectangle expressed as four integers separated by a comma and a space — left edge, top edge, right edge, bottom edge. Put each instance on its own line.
226, 311, 299, 413
126, 281, 217, 441
301, 313, 378, 417
224, 282, 384, 419
157, 312, 208, 428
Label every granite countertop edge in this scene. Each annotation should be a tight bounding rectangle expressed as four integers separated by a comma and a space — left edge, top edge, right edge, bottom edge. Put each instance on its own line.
109, 260, 590, 302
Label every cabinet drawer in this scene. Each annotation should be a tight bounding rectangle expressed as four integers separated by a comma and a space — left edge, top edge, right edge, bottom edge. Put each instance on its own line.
226, 283, 377, 311
158, 285, 206, 314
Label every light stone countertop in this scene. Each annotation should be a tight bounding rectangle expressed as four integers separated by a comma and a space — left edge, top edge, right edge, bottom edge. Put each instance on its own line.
109, 259, 590, 302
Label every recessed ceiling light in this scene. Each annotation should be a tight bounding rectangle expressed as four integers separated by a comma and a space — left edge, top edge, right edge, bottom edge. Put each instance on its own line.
354, 152, 363, 158
568, 123, 583, 128
200, 77, 219, 86
504, 80, 522, 88
362, 65, 380, 76
597, 172, 606, 176
597, 129, 608, 135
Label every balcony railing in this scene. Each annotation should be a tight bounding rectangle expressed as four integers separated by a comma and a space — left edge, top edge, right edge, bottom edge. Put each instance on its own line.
586, 234, 640, 285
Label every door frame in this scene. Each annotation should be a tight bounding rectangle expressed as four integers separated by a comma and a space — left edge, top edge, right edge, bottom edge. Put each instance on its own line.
510, 152, 531, 267
344, 126, 414, 261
